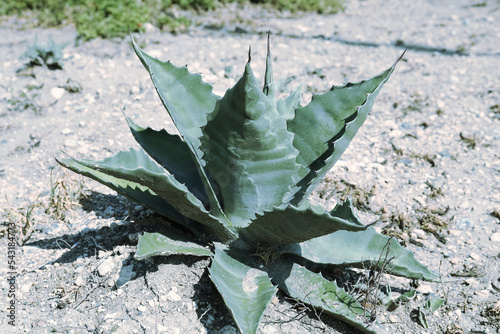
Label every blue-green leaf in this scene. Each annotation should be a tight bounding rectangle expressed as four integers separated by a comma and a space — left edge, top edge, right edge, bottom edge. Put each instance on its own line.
278, 227, 439, 281
56, 157, 208, 237
238, 202, 368, 246
126, 117, 210, 206
131, 36, 228, 223
201, 61, 301, 226
57, 149, 236, 242
136, 232, 213, 259
289, 54, 404, 205
209, 244, 276, 334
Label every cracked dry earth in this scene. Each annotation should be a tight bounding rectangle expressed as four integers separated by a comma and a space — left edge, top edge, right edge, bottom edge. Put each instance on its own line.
0, 0, 499, 333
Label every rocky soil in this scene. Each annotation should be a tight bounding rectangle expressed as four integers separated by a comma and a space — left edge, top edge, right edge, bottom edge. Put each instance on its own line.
0, 0, 499, 333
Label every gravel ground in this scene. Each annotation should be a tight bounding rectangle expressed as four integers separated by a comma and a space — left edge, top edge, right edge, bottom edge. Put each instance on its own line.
0, 0, 499, 333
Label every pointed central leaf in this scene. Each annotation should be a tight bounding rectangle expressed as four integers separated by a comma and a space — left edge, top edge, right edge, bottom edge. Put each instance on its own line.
201, 62, 300, 226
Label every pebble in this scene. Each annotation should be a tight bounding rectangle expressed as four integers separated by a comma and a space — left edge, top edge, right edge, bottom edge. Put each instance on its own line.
469, 252, 481, 260
490, 233, 500, 243
166, 287, 182, 302
50, 87, 65, 100
97, 257, 116, 276
64, 139, 78, 147
74, 276, 84, 286
475, 289, 490, 299
417, 284, 434, 294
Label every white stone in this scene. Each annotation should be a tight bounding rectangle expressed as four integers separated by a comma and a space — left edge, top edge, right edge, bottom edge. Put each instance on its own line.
61, 128, 73, 135
417, 284, 434, 294
490, 233, 500, 242
475, 289, 490, 299
75, 276, 84, 286
50, 87, 65, 100
166, 287, 182, 302
64, 139, 77, 147
469, 252, 481, 260
97, 257, 116, 276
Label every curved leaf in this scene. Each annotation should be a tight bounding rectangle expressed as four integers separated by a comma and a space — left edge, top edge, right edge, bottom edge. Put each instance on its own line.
238, 203, 368, 246
269, 262, 381, 334
278, 227, 439, 281
209, 244, 276, 334
136, 232, 213, 259
127, 117, 209, 206
131, 37, 218, 161
200, 61, 301, 226
58, 149, 236, 242
131, 36, 228, 223
289, 54, 404, 205
56, 157, 209, 239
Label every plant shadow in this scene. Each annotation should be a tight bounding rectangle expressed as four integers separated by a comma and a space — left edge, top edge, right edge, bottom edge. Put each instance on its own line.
25, 190, 371, 334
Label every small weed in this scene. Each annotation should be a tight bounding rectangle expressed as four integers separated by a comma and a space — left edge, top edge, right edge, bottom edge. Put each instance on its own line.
444, 323, 465, 334
450, 263, 485, 278
0, 167, 86, 244
350, 238, 395, 320
18, 36, 68, 71
15, 134, 42, 153
382, 206, 449, 244
424, 181, 443, 198
489, 104, 499, 120
47, 167, 87, 221
1, 195, 43, 246
410, 152, 437, 167
459, 132, 478, 149
318, 178, 375, 211
402, 94, 429, 115
60, 78, 82, 93
483, 300, 500, 323
7, 89, 43, 115
390, 142, 403, 156
417, 207, 449, 243
381, 210, 410, 244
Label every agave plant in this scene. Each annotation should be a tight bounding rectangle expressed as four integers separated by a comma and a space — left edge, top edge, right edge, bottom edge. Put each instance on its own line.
19, 36, 68, 71
57, 35, 438, 334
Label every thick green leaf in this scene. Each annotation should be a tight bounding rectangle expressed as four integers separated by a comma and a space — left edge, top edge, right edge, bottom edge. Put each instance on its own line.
238, 203, 368, 246
269, 262, 381, 334
131, 36, 228, 223
277, 83, 301, 121
56, 157, 209, 239
131, 37, 218, 162
289, 54, 404, 205
126, 117, 209, 206
136, 232, 213, 259
278, 227, 439, 281
58, 149, 236, 242
201, 61, 301, 226
209, 244, 276, 334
